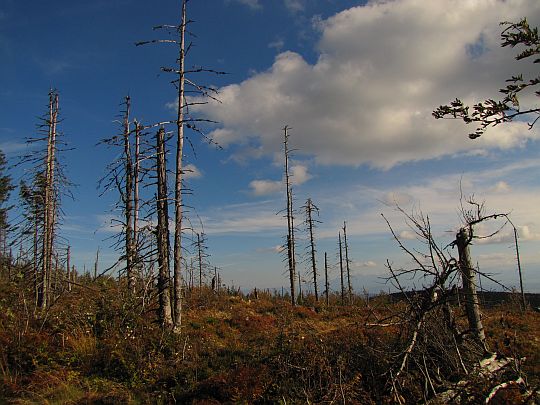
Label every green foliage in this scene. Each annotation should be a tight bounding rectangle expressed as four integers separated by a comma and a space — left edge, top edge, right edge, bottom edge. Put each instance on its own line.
433, 18, 540, 139
0, 150, 13, 238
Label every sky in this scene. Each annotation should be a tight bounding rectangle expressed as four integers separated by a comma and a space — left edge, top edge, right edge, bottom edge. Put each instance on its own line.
1, 0, 540, 294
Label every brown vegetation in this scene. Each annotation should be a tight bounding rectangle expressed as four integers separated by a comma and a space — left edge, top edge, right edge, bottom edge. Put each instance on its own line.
1, 267, 538, 404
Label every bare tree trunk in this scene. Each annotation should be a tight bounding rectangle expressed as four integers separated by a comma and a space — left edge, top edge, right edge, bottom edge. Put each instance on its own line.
123, 96, 135, 294
133, 120, 141, 286
283, 126, 296, 306
33, 208, 39, 306
156, 127, 173, 327
39, 91, 59, 309
456, 228, 487, 350
339, 232, 345, 305
94, 247, 99, 280
513, 226, 526, 311
172, 0, 187, 330
306, 199, 318, 301
298, 272, 302, 304
198, 233, 203, 290
343, 221, 352, 304
66, 245, 71, 292
324, 252, 329, 306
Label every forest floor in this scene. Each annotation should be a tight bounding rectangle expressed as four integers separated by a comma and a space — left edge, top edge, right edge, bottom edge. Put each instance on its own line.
1, 273, 539, 404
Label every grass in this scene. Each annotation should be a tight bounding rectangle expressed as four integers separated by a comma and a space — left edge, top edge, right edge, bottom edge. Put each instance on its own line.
1, 273, 539, 404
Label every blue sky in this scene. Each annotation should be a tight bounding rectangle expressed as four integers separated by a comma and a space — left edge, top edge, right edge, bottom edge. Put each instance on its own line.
1, 0, 540, 293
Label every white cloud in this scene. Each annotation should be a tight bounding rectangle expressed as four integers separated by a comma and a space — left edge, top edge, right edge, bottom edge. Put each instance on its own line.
399, 230, 416, 240
492, 181, 510, 193
201, 200, 285, 234
250, 179, 282, 196
268, 38, 285, 51
284, 0, 305, 13
184, 163, 202, 179
290, 164, 311, 185
226, 0, 262, 10
249, 163, 312, 195
195, 0, 540, 168
0, 140, 29, 155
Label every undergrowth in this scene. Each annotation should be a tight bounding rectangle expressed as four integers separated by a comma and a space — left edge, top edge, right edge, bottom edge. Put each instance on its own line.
0, 271, 538, 404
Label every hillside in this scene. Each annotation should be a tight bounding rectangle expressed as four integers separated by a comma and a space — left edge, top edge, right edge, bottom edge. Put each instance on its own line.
1, 271, 539, 404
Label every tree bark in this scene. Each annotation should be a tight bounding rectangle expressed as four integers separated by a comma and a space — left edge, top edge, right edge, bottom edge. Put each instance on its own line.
133, 120, 141, 286
513, 227, 526, 311
306, 199, 318, 301
123, 96, 135, 294
39, 91, 59, 309
156, 127, 173, 327
173, 0, 187, 329
324, 252, 329, 306
283, 126, 296, 306
343, 221, 352, 304
456, 228, 487, 350
339, 232, 345, 305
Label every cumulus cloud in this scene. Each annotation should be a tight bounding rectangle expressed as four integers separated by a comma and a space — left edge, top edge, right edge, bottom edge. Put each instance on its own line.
290, 164, 311, 185
250, 179, 282, 196
249, 163, 312, 195
195, 0, 540, 169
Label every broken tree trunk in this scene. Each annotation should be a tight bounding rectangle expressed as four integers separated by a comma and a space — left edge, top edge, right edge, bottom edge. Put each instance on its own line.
456, 227, 487, 350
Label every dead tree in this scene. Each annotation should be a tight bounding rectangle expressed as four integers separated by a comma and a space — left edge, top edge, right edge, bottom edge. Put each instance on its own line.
455, 196, 514, 350
16, 90, 71, 309
513, 225, 526, 310
343, 221, 352, 304
133, 119, 142, 286
303, 198, 320, 301
194, 231, 210, 292
136, 0, 224, 329
66, 245, 71, 292
98, 96, 138, 292
338, 232, 345, 305
455, 227, 486, 350
123, 98, 135, 293
375, 199, 515, 401
39, 91, 59, 308
283, 126, 296, 305
156, 127, 173, 327
324, 252, 329, 306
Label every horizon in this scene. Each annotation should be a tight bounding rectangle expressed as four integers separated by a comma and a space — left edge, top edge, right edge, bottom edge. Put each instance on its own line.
1, 0, 539, 293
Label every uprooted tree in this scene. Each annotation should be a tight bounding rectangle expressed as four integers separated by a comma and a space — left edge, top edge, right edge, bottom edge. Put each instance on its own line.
433, 18, 539, 138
